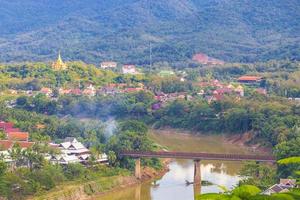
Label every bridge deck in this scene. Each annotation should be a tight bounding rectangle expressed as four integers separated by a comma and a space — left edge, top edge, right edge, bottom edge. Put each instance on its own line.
120, 151, 276, 162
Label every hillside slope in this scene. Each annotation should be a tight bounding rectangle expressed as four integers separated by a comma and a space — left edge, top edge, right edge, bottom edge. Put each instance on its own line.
0, 0, 299, 64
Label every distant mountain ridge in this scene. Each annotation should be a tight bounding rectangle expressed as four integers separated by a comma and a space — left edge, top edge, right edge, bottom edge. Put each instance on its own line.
0, 0, 299, 65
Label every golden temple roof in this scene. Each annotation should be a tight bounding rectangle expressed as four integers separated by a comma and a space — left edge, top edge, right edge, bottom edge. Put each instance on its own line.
52, 51, 67, 70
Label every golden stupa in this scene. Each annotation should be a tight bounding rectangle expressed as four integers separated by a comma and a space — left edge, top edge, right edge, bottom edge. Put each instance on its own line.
52, 51, 67, 70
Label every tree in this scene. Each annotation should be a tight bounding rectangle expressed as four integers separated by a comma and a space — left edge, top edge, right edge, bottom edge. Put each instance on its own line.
108, 151, 117, 167
239, 162, 277, 190
0, 160, 7, 177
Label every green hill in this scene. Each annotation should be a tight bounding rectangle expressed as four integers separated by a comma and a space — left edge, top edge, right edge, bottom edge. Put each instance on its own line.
0, 0, 299, 65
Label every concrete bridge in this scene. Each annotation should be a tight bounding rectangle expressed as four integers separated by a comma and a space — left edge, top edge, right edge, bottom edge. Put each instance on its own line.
120, 151, 275, 197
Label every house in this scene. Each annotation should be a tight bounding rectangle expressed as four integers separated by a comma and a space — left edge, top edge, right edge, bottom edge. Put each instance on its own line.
59, 139, 90, 156
122, 65, 138, 74
59, 88, 72, 95
100, 61, 117, 69
0, 140, 34, 150
82, 84, 96, 96
96, 153, 109, 163
50, 137, 108, 165
159, 70, 175, 77
0, 121, 29, 141
98, 86, 120, 96
50, 138, 90, 164
192, 53, 224, 65
0, 140, 35, 163
4, 128, 20, 132
280, 179, 297, 187
70, 89, 82, 96
234, 85, 245, 97
9, 89, 18, 95
49, 154, 80, 165
6, 132, 29, 141
238, 76, 263, 84
0, 121, 14, 130
262, 179, 297, 195
214, 88, 233, 95
123, 88, 144, 93
40, 87, 53, 97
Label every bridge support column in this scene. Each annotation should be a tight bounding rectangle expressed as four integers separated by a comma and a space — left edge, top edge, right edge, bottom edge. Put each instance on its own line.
135, 158, 141, 179
194, 160, 201, 197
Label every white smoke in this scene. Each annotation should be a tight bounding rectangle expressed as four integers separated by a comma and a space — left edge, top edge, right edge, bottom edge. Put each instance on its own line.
104, 117, 117, 138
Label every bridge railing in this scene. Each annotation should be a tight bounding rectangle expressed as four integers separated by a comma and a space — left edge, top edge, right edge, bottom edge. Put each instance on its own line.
120, 151, 276, 162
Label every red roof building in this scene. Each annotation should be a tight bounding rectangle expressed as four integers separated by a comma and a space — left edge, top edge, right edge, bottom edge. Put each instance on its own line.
4, 128, 21, 132
192, 53, 224, 65
123, 88, 144, 93
238, 76, 263, 83
0, 121, 14, 130
70, 89, 82, 96
7, 132, 29, 141
0, 140, 34, 150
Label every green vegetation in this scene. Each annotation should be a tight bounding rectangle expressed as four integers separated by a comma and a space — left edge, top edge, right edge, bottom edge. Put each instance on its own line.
0, 59, 299, 199
197, 185, 300, 200
239, 162, 277, 190
0, 1, 299, 64
0, 119, 157, 199
0, 62, 117, 90
106, 120, 162, 170
0, 160, 128, 200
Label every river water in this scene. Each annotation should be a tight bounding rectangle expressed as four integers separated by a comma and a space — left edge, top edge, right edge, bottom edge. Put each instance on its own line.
99, 130, 264, 200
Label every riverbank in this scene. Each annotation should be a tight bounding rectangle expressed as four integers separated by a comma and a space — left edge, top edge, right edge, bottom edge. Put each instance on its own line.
28, 160, 170, 200
28, 129, 271, 200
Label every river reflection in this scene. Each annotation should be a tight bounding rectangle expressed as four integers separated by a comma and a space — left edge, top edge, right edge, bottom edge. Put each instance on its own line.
99, 131, 264, 200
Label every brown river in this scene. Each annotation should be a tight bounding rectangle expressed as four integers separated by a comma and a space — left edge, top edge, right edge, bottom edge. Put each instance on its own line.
98, 130, 265, 200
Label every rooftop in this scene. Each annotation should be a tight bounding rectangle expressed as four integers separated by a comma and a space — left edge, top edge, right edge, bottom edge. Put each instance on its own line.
238, 76, 262, 81
7, 132, 29, 141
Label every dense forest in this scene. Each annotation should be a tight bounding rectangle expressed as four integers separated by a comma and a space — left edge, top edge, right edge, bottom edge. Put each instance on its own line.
0, 0, 299, 64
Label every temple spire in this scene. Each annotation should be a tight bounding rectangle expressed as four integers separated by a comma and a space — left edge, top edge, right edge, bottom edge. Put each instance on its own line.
58, 51, 62, 62
52, 51, 67, 70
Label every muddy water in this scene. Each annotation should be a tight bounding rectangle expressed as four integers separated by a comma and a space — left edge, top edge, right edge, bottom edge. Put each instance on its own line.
99, 130, 264, 200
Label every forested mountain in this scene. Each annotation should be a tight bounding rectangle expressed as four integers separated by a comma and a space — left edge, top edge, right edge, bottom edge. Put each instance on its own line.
0, 0, 299, 65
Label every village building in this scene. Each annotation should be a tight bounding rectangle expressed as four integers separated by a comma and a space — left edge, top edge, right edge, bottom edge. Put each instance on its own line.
8, 89, 18, 95
159, 70, 175, 77
52, 51, 67, 71
98, 86, 120, 96
100, 61, 117, 69
59, 88, 71, 95
123, 87, 144, 93
40, 87, 53, 97
0, 122, 34, 164
6, 132, 29, 141
70, 88, 82, 96
238, 75, 263, 85
192, 53, 224, 65
49, 137, 108, 165
0, 140, 35, 164
82, 84, 96, 96
262, 179, 297, 195
0, 121, 29, 142
0, 121, 14, 130
234, 85, 245, 97
122, 65, 138, 74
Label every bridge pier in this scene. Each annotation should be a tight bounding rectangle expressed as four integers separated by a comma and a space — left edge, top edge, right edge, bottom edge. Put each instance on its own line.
135, 158, 141, 179
135, 184, 141, 200
194, 160, 201, 197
